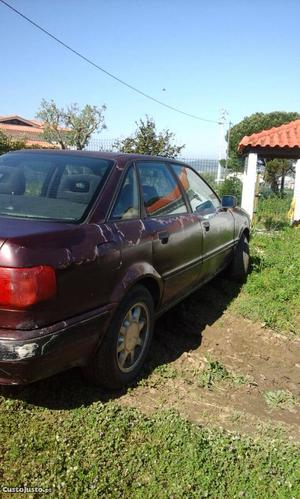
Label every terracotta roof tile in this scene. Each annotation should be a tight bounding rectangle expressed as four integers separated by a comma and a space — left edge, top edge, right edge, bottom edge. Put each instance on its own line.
238, 119, 300, 153
0, 123, 44, 134
26, 139, 58, 148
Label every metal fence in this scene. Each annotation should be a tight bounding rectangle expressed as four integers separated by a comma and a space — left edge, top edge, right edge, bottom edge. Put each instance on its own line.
86, 139, 224, 180
86, 138, 116, 153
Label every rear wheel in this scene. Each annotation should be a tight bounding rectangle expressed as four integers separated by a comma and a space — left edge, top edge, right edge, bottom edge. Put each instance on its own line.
83, 285, 154, 389
227, 232, 249, 282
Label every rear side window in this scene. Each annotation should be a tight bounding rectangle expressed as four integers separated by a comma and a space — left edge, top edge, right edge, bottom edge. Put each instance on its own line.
137, 162, 187, 217
111, 166, 140, 220
0, 152, 112, 222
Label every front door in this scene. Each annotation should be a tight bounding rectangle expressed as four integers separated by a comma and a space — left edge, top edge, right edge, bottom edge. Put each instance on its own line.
171, 164, 235, 280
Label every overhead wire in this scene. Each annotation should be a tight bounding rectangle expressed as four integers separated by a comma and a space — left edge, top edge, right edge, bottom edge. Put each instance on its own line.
0, 0, 224, 125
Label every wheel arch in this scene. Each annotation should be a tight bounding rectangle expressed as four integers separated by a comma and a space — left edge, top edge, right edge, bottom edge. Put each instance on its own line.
242, 227, 250, 241
238, 226, 250, 242
134, 276, 161, 308
110, 262, 163, 310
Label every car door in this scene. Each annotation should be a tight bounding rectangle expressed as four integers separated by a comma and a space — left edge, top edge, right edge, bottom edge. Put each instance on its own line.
171, 164, 235, 280
107, 163, 153, 288
136, 160, 204, 305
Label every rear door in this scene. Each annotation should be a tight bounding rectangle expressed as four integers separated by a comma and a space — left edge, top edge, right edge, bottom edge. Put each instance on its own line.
171, 164, 235, 279
136, 161, 204, 305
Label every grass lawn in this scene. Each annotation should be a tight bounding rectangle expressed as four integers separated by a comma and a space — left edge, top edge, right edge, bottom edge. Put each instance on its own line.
1, 396, 300, 497
232, 227, 300, 334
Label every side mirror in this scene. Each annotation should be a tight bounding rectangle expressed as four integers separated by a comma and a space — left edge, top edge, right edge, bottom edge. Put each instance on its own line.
196, 200, 215, 215
221, 195, 237, 209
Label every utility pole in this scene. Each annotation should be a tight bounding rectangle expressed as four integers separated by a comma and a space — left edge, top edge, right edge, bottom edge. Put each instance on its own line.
217, 108, 228, 183
225, 120, 232, 177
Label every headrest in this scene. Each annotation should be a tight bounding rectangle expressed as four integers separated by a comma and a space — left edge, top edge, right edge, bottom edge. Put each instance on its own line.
0, 166, 26, 195
57, 174, 99, 204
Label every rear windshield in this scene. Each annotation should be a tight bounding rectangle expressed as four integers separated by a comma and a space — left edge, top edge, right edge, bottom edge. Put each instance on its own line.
0, 152, 112, 222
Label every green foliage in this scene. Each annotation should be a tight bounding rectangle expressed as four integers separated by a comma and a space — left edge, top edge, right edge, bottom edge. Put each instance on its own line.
36, 99, 106, 150
255, 193, 292, 230
217, 176, 242, 204
228, 111, 300, 157
0, 130, 26, 155
264, 390, 298, 410
264, 158, 294, 194
232, 228, 300, 334
225, 154, 244, 173
115, 116, 185, 158
197, 359, 247, 389
1, 396, 300, 497
226, 111, 300, 173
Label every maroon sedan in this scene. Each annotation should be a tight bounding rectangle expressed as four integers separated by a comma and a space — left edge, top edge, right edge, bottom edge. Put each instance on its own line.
0, 150, 250, 388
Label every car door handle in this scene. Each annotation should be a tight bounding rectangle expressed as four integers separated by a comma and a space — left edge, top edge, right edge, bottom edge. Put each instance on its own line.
158, 231, 169, 244
202, 221, 210, 231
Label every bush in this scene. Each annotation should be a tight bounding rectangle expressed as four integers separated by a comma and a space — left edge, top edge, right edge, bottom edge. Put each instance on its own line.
0, 131, 26, 155
217, 176, 242, 205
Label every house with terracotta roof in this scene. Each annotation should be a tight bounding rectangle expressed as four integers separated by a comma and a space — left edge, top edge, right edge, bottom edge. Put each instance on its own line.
238, 119, 300, 157
238, 119, 300, 222
0, 115, 56, 148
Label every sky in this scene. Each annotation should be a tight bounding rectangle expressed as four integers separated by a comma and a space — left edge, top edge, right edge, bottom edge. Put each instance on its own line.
1, 0, 300, 157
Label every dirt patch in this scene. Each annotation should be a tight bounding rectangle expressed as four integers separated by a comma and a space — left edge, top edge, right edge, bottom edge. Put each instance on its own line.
119, 283, 300, 441
3, 278, 299, 442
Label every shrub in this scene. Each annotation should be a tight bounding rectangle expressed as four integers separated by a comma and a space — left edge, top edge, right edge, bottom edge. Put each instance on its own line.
217, 176, 242, 204
0, 131, 26, 155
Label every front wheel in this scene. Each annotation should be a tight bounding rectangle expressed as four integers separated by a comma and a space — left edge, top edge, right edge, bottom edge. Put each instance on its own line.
227, 233, 249, 282
83, 285, 154, 390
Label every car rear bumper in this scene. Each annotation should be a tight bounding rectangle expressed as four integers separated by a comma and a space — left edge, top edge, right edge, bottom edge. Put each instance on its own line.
0, 305, 115, 385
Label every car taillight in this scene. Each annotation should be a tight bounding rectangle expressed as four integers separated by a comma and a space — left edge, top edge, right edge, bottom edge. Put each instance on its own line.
0, 266, 56, 308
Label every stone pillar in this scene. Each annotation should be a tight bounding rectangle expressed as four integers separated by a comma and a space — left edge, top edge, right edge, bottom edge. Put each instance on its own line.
241, 152, 257, 220
293, 158, 300, 222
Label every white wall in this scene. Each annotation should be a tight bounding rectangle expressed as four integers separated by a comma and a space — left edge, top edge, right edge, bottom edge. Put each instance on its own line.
241, 152, 257, 220
293, 159, 300, 222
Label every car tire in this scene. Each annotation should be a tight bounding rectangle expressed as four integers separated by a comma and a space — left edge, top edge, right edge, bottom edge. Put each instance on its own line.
83, 285, 154, 390
227, 232, 249, 282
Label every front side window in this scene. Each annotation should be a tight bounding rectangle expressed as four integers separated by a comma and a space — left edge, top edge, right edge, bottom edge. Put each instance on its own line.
111, 166, 140, 220
0, 152, 112, 222
171, 164, 220, 217
137, 162, 187, 217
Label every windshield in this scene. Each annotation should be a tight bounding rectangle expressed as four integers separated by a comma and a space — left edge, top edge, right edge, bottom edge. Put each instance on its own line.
0, 152, 112, 222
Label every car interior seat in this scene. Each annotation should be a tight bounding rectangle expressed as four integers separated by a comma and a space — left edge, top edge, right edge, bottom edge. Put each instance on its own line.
142, 185, 159, 206
57, 174, 100, 204
0, 166, 26, 195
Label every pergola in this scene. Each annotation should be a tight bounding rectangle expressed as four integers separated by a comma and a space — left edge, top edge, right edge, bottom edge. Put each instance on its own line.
238, 119, 300, 222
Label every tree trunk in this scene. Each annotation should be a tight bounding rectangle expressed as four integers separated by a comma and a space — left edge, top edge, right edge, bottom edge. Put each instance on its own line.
280, 169, 285, 196
270, 175, 279, 194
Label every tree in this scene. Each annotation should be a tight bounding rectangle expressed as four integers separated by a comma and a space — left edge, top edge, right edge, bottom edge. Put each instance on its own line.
115, 116, 185, 158
0, 131, 26, 155
226, 111, 300, 173
217, 176, 243, 205
36, 99, 107, 150
264, 158, 294, 195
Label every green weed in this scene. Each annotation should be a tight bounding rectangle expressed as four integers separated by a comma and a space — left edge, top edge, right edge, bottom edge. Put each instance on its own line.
255, 194, 292, 230
197, 359, 247, 389
264, 390, 298, 411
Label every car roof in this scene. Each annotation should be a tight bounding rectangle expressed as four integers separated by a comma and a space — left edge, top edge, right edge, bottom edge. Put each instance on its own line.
7, 149, 184, 164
